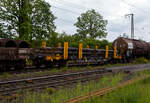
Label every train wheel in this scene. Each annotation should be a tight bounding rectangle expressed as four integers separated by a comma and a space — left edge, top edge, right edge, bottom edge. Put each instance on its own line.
0, 62, 6, 72
33, 58, 42, 68
45, 61, 53, 68
58, 60, 67, 67
15, 60, 25, 70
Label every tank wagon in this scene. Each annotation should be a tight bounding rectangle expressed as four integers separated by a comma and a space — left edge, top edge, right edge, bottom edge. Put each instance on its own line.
112, 37, 150, 61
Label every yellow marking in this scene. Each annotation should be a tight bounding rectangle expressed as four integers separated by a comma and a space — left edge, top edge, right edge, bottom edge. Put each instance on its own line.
105, 45, 109, 59
42, 42, 46, 48
55, 54, 61, 60
95, 45, 99, 50
46, 56, 53, 61
86, 45, 89, 48
119, 56, 122, 59
114, 46, 122, 59
64, 42, 68, 60
58, 42, 62, 47
79, 43, 83, 60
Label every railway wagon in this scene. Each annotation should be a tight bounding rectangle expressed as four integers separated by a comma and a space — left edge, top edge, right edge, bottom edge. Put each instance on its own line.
112, 37, 150, 60
32, 42, 121, 68
0, 39, 31, 71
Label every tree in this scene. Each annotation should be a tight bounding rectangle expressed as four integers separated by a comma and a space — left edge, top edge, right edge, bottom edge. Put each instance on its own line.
0, 0, 30, 39
74, 9, 107, 39
0, 0, 56, 40
30, 0, 56, 41
18, 0, 31, 40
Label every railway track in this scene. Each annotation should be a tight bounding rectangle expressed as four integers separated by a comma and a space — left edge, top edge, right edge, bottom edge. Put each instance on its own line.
0, 63, 104, 77
1, 63, 149, 81
0, 69, 111, 97
0, 63, 150, 100
64, 75, 150, 103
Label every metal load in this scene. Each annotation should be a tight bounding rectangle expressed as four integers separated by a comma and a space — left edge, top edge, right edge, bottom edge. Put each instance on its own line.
33, 42, 118, 66
0, 39, 30, 48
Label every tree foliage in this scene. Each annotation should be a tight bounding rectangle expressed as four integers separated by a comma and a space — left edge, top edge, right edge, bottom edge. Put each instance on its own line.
0, 0, 56, 40
30, 0, 56, 41
19, 0, 31, 40
74, 9, 107, 39
0, 0, 30, 39
30, 31, 112, 49
0, 24, 6, 38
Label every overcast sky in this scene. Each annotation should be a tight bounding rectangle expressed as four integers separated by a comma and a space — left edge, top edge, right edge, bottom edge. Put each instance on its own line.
45, 0, 150, 42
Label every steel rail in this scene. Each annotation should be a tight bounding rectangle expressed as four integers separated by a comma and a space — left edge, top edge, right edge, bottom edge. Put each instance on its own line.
0, 69, 107, 84
64, 75, 150, 103
0, 70, 111, 97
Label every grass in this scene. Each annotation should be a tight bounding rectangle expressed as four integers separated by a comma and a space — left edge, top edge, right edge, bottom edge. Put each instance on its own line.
83, 80, 150, 103
9, 73, 125, 103
132, 57, 150, 64
2, 69, 150, 103
82, 70, 150, 103
13, 69, 150, 103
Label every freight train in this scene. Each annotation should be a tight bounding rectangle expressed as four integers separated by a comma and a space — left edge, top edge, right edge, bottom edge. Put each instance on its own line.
0, 37, 149, 71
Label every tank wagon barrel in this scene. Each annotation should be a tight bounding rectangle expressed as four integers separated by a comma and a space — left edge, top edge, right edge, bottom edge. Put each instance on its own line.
112, 37, 150, 60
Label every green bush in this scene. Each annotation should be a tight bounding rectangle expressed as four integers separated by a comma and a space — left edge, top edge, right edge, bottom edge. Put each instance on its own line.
46, 88, 56, 94
133, 57, 150, 64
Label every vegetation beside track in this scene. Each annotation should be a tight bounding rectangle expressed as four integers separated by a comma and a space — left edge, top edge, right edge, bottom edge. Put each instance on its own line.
133, 57, 150, 64
7, 69, 148, 103
7, 70, 148, 103
12, 73, 124, 103
82, 70, 150, 103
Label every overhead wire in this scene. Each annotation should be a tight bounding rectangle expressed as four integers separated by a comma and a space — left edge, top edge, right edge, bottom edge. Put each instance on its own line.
50, 0, 106, 16
50, 0, 147, 37
56, 18, 75, 24
50, 0, 129, 36
51, 5, 81, 15
121, 0, 150, 15
121, 0, 150, 36
50, 0, 132, 20
51, 0, 89, 10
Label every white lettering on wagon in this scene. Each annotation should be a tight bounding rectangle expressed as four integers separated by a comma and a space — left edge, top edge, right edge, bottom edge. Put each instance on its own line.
128, 43, 133, 49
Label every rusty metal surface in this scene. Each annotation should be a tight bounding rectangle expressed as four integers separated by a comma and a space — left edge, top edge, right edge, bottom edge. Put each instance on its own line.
0, 39, 17, 47
17, 40, 30, 48
113, 37, 150, 56
0, 48, 32, 60
0, 39, 30, 48
0, 48, 18, 60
